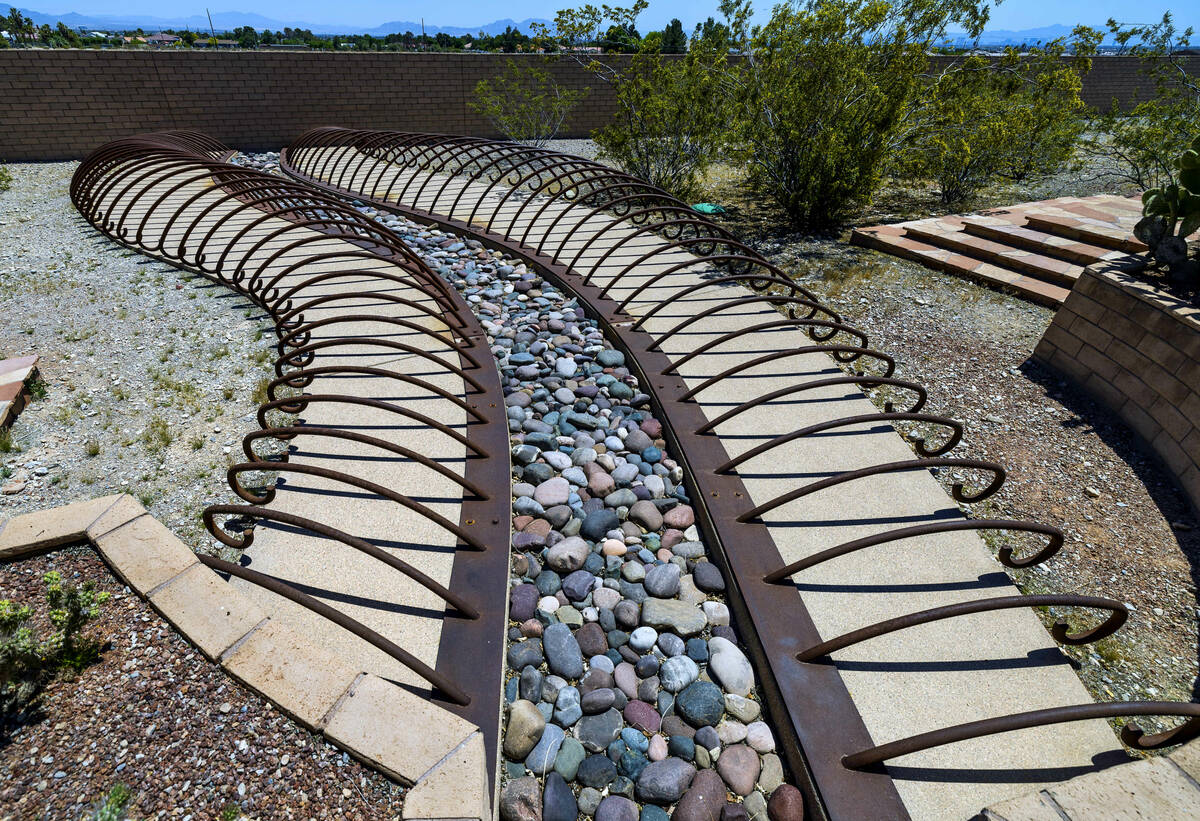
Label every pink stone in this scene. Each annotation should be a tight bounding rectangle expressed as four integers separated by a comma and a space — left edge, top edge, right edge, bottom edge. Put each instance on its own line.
663, 505, 695, 530
661, 529, 685, 549
602, 538, 628, 557
656, 548, 674, 562
648, 734, 668, 761
624, 700, 662, 733
520, 619, 544, 638
641, 418, 663, 438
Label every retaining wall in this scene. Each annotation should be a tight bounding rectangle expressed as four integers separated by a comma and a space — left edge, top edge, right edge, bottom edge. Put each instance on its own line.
1, 50, 1197, 161
1033, 262, 1200, 515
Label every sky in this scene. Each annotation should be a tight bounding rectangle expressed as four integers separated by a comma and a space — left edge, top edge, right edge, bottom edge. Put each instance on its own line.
25, 0, 1200, 33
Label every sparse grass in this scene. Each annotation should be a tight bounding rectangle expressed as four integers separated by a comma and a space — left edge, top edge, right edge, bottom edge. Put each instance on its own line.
87, 782, 132, 821
189, 435, 205, 451
251, 377, 271, 405
84, 438, 100, 457
25, 375, 47, 400
0, 428, 17, 453
136, 489, 155, 507
0, 164, 12, 193
141, 417, 172, 453
222, 387, 235, 400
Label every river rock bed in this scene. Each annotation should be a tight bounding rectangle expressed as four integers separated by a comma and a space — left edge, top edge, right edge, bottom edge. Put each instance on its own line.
350, 201, 806, 820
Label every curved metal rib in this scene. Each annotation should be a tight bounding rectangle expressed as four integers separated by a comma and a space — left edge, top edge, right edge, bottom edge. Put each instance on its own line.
841, 702, 1200, 769
796, 594, 1126, 662
764, 519, 1064, 582
735, 458, 1007, 521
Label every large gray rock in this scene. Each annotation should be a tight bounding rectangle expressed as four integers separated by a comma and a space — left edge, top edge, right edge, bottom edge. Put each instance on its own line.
544, 622, 585, 679
708, 637, 754, 696
641, 598, 707, 636
546, 536, 589, 572
504, 699, 546, 760
499, 776, 542, 821
635, 757, 696, 804
576, 707, 623, 752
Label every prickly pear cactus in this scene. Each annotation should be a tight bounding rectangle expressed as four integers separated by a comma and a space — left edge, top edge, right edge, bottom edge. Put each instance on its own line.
1136, 135, 1200, 286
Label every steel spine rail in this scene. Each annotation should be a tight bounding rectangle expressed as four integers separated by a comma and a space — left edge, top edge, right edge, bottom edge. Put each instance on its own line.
281, 128, 1198, 819
71, 131, 511, 787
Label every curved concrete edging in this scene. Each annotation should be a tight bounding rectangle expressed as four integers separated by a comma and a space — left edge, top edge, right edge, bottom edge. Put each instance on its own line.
0, 496, 489, 820
1034, 260, 1200, 518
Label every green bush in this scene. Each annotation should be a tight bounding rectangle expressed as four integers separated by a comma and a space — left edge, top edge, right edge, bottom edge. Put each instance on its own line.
717, 0, 992, 227
88, 783, 133, 821
546, 1, 727, 199
1085, 14, 1200, 191
900, 33, 1097, 205
471, 59, 587, 147
1, 572, 109, 732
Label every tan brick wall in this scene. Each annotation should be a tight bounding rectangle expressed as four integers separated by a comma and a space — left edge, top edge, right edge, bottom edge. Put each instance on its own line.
2, 51, 1196, 161
1033, 263, 1200, 516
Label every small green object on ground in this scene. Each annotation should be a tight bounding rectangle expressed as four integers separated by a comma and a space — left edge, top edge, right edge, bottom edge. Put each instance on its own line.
692, 203, 726, 215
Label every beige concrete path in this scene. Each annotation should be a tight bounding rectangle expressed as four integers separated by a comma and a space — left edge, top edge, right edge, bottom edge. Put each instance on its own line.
285, 142, 1139, 820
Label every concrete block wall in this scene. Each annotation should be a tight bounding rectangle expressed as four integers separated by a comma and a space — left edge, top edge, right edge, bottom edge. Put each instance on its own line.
1, 50, 1196, 161
1033, 262, 1200, 515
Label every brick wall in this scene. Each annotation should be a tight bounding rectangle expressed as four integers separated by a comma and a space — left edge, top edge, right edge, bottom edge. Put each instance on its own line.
1033, 263, 1200, 515
1, 51, 1196, 161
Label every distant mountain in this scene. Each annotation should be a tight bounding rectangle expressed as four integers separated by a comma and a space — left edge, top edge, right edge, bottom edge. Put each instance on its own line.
0, 4, 549, 36
939, 24, 1100, 47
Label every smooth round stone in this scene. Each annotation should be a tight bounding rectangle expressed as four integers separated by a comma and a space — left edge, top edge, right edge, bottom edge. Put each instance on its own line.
526, 722, 566, 775
546, 536, 589, 572
624, 428, 653, 451
601, 538, 628, 557
663, 504, 695, 529
626, 499, 663, 531
663, 715, 695, 738
536, 571, 562, 597
606, 488, 638, 508
746, 721, 775, 753
629, 626, 658, 652
520, 618, 543, 638
668, 734, 695, 761
647, 734, 669, 762
544, 448, 572, 469
637, 676, 660, 703
577, 753, 618, 788
640, 598, 706, 636
578, 787, 603, 818
657, 632, 685, 658
544, 622, 584, 679
708, 637, 754, 696
576, 622, 609, 657
703, 601, 731, 626
508, 639, 543, 670
717, 720, 748, 745
590, 654, 615, 674
614, 662, 638, 699
554, 685, 582, 727
510, 584, 538, 622
582, 688, 617, 714
716, 744, 760, 796
595, 795, 638, 821
621, 726, 650, 753
614, 601, 640, 630
768, 785, 804, 820
542, 771, 577, 821
692, 562, 725, 592
556, 606, 584, 628
635, 655, 660, 678
642, 806, 670, 821
598, 349, 626, 367
562, 570, 597, 602
555, 736, 587, 781
593, 586, 622, 608
644, 564, 681, 598
534, 476, 571, 507
695, 726, 720, 752
621, 562, 647, 583
577, 708, 624, 752
504, 700, 546, 760
758, 752, 784, 794
499, 776, 540, 821
555, 357, 578, 378
635, 756, 697, 805
624, 699, 662, 733
724, 693, 761, 723
677, 681, 725, 728
581, 508, 620, 540
686, 638, 709, 663
660, 655, 700, 693
672, 769, 725, 821
722, 804, 749, 821
618, 748, 649, 780
520, 666, 544, 702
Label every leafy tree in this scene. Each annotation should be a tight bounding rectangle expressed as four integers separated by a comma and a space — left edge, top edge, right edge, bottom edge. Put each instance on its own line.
545, 1, 728, 199
716, 0, 991, 227
471, 59, 588, 146
1084, 13, 1200, 191
661, 18, 686, 53
900, 30, 1098, 204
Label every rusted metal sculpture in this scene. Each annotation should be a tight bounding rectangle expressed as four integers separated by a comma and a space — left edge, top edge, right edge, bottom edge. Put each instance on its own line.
281, 128, 1198, 819
71, 131, 511, 771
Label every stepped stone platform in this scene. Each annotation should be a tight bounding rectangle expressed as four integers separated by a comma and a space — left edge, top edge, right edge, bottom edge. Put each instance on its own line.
0, 354, 39, 429
851, 195, 1150, 306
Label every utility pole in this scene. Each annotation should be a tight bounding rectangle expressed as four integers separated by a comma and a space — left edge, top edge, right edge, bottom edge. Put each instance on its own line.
206, 8, 216, 39
421, 18, 425, 51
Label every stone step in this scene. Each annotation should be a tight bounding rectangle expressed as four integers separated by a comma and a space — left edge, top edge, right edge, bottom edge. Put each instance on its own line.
1023, 214, 1148, 255
960, 220, 1127, 266
903, 222, 1083, 287
850, 226, 1070, 307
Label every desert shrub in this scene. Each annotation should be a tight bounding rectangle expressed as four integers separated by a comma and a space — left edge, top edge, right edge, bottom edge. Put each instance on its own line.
88, 783, 133, 821
0, 164, 12, 193
716, 0, 992, 227
471, 59, 588, 147
900, 33, 1097, 204
1085, 14, 1200, 190
1, 572, 109, 731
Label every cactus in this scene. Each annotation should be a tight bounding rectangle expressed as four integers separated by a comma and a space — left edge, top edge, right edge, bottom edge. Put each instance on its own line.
1135, 134, 1200, 285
